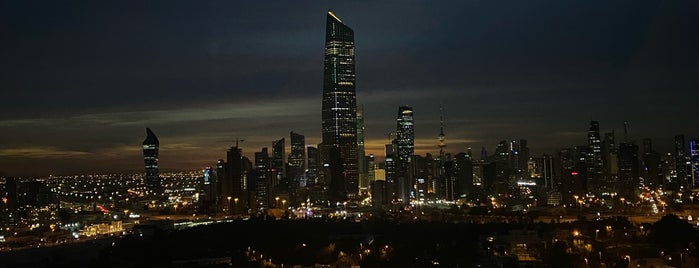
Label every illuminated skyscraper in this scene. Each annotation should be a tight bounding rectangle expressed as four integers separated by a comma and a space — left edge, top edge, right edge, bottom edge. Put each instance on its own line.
396, 106, 414, 202
321, 10, 359, 198
142, 128, 161, 194
690, 139, 699, 187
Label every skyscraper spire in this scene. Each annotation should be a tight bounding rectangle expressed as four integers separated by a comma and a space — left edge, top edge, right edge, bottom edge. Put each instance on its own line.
438, 104, 446, 154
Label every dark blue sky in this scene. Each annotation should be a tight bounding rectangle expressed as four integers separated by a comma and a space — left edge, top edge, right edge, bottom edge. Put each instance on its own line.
2, 1, 698, 176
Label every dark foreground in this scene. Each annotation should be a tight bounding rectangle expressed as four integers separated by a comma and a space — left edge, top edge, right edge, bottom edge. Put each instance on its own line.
1, 215, 698, 268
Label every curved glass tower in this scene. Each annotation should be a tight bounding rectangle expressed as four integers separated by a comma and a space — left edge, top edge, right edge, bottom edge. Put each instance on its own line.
142, 127, 161, 194
321, 10, 359, 197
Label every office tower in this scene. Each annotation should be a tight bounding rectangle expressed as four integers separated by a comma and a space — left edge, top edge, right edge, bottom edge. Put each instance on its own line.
587, 121, 603, 174
224, 145, 244, 203
216, 159, 226, 204
494, 141, 509, 165
288, 132, 305, 205
357, 105, 368, 194
413, 154, 436, 202
202, 167, 215, 210
587, 121, 603, 193
443, 160, 456, 201
321, 11, 359, 198
142, 128, 161, 194
690, 139, 699, 187
542, 154, 555, 190
557, 147, 587, 204
675, 134, 690, 187
289, 133, 306, 169
454, 152, 473, 199
372, 168, 388, 207
384, 154, 396, 201
306, 146, 319, 186
641, 138, 663, 188
396, 106, 414, 202
271, 138, 285, 187
252, 148, 271, 210
618, 142, 639, 198
602, 132, 618, 175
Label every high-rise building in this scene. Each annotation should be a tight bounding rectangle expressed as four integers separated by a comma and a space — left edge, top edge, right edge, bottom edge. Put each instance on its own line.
288, 132, 305, 205
618, 142, 639, 198
690, 139, 699, 187
142, 128, 161, 194
253, 148, 270, 210
357, 105, 368, 195
641, 138, 663, 188
396, 106, 415, 202
587, 121, 603, 192
271, 138, 285, 187
321, 10, 359, 198
306, 145, 319, 186
216, 159, 226, 202
289, 132, 306, 169
542, 154, 555, 190
225, 145, 244, 200
675, 134, 690, 188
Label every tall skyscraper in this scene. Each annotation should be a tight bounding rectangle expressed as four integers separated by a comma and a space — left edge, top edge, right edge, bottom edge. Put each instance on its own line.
142, 128, 161, 194
321, 10, 359, 198
396, 106, 415, 202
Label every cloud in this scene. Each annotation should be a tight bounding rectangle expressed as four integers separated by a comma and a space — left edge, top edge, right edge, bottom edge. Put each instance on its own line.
0, 147, 90, 158
0, 97, 318, 128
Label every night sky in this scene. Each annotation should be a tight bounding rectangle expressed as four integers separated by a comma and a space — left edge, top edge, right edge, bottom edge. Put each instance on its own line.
2, 1, 698, 177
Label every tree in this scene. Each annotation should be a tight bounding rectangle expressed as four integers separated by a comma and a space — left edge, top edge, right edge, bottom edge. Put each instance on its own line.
649, 214, 696, 251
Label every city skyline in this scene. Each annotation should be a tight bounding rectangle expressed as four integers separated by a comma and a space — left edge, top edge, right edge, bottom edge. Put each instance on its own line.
2, 1, 699, 177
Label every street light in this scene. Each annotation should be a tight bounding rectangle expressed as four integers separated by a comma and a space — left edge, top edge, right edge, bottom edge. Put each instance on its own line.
275, 196, 280, 208
234, 197, 239, 214
227, 196, 232, 214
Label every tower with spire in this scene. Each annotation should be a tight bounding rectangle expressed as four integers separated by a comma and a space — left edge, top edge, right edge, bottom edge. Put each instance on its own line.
438, 105, 446, 156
